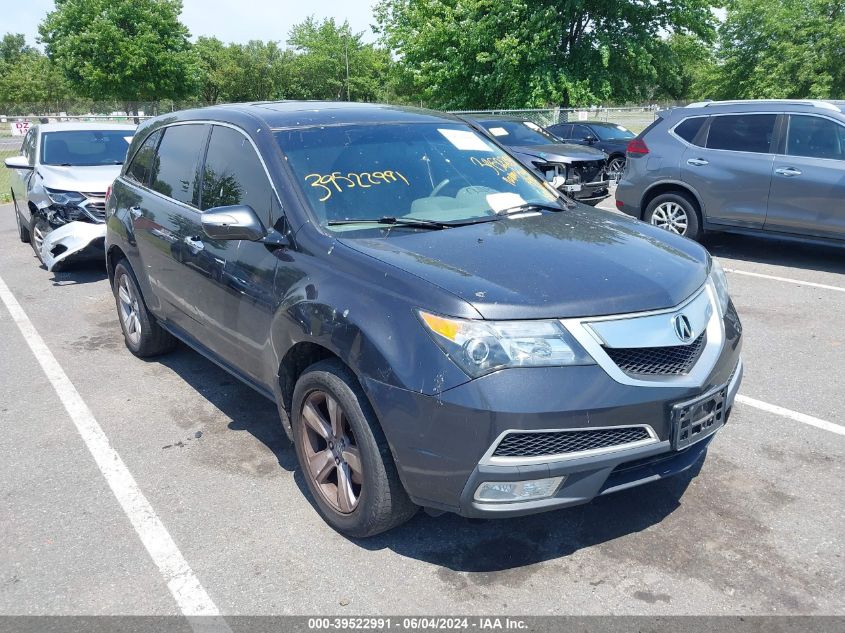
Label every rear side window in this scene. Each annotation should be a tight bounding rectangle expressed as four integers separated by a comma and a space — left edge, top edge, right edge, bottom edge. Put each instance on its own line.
706, 114, 777, 153
552, 124, 572, 138
786, 115, 845, 161
126, 130, 162, 186
150, 124, 209, 206
571, 124, 592, 140
674, 117, 706, 145
200, 126, 275, 218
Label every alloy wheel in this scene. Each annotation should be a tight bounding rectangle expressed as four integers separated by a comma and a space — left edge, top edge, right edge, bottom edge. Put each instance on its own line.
32, 219, 49, 253
607, 157, 625, 180
298, 390, 363, 514
650, 202, 689, 235
117, 274, 142, 347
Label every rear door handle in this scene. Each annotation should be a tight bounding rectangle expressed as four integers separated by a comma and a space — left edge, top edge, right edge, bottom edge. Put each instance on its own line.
686, 158, 709, 167
775, 167, 802, 177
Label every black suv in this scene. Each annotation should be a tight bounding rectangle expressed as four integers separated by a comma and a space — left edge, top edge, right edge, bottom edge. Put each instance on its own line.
106, 102, 743, 537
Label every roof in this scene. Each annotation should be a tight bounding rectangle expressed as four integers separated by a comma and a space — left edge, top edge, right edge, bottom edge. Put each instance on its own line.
37, 121, 137, 132
149, 101, 462, 130
684, 99, 842, 113
466, 114, 530, 122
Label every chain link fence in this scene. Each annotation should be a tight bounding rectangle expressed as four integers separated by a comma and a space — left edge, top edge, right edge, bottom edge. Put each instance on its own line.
450, 106, 668, 134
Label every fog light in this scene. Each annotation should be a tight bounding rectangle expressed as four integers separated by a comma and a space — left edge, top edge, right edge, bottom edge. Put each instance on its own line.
474, 476, 565, 503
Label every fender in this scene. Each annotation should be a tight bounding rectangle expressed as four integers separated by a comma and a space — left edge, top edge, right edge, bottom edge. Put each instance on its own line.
642, 179, 707, 217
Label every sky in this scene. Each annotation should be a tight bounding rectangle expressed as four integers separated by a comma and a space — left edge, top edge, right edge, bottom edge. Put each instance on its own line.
1, 0, 379, 47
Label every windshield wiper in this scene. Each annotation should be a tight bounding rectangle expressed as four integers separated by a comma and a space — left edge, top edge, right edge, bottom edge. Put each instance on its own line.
327, 216, 449, 230
495, 202, 569, 216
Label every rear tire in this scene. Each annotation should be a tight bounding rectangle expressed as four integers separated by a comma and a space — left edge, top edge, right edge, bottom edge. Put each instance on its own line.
112, 258, 177, 357
292, 359, 417, 537
12, 192, 30, 243
644, 192, 701, 241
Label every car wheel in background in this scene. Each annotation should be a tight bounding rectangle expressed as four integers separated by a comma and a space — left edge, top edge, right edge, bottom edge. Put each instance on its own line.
11, 191, 30, 243
29, 214, 51, 264
292, 359, 417, 538
607, 156, 626, 180
112, 258, 178, 357
645, 192, 701, 241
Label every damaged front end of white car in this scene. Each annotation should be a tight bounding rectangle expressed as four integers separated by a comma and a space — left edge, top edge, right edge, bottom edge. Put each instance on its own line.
32, 188, 107, 272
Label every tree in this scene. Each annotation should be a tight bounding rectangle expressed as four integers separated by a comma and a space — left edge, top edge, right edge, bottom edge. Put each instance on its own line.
374, 0, 719, 109
0, 33, 71, 114
653, 33, 717, 102
287, 17, 390, 102
712, 0, 844, 99
39, 0, 197, 117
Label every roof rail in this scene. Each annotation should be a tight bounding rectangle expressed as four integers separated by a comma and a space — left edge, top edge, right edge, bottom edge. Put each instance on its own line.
685, 99, 839, 112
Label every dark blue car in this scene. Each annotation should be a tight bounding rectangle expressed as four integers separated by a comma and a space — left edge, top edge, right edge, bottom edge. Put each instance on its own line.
546, 120, 637, 179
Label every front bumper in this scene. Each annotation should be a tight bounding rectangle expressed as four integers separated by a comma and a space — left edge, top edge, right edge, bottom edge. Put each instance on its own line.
363, 299, 742, 518
40, 221, 106, 272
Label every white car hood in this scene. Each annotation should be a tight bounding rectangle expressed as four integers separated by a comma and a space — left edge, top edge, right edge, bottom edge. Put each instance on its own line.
37, 164, 122, 194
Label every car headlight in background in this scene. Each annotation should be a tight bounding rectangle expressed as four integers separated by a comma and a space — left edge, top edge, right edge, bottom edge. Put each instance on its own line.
709, 259, 730, 315
418, 311, 594, 378
45, 188, 86, 207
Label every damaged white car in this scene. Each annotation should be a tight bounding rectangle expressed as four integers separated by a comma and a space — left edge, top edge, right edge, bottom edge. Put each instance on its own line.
5, 122, 135, 271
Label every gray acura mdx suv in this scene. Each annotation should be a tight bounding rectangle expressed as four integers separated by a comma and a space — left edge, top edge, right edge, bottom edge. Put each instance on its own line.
616, 100, 845, 244
106, 102, 743, 537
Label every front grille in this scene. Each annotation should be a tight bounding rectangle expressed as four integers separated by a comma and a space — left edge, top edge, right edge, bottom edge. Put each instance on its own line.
492, 426, 651, 458
604, 332, 706, 376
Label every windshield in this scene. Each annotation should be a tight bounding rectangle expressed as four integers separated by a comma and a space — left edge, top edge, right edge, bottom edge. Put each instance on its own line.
41, 130, 133, 166
275, 123, 558, 233
592, 124, 635, 141
478, 120, 558, 147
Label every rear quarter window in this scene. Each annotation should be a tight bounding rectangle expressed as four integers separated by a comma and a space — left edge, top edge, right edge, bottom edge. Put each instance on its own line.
125, 130, 162, 186
674, 117, 707, 145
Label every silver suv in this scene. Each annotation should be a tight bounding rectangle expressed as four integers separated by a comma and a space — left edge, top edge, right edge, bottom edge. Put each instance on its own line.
615, 100, 845, 243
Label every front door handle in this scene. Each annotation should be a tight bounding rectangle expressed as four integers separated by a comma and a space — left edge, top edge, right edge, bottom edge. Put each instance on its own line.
184, 236, 204, 251
686, 158, 709, 167
129, 206, 142, 219
775, 167, 802, 177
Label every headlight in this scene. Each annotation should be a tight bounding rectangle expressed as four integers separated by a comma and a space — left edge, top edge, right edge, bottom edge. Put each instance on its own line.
45, 188, 86, 206
418, 311, 594, 378
709, 259, 730, 314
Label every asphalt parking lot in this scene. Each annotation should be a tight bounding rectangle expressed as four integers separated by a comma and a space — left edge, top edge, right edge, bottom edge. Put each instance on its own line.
0, 200, 843, 617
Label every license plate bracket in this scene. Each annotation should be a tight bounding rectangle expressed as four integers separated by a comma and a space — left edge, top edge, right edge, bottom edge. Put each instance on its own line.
671, 384, 728, 450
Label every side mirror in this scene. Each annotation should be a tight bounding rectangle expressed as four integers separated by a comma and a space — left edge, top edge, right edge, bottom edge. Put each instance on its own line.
4, 155, 32, 170
584, 135, 597, 144
201, 204, 266, 241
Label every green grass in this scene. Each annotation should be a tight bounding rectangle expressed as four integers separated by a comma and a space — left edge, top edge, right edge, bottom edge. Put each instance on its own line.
0, 149, 15, 203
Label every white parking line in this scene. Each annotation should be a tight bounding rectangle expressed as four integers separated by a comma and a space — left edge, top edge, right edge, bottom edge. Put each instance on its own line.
722, 267, 845, 293
0, 273, 231, 632
736, 395, 845, 436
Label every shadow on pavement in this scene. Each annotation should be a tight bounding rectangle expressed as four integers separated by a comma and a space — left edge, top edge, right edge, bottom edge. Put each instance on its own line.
152, 331, 703, 572
702, 232, 845, 276
47, 259, 108, 285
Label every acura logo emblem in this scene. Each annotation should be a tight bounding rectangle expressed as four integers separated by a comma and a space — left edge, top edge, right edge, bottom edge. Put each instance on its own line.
673, 314, 694, 342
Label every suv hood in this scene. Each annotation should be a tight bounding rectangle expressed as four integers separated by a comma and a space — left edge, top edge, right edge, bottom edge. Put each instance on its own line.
340, 207, 708, 320
513, 143, 608, 163
37, 164, 122, 193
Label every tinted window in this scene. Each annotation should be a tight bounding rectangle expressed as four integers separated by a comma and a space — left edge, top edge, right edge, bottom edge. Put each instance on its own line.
706, 114, 776, 153
200, 126, 275, 217
479, 120, 557, 146
786, 115, 845, 161
550, 123, 572, 138
571, 124, 592, 140
40, 130, 133, 166
592, 124, 635, 141
126, 130, 162, 186
150, 124, 208, 206
674, 117, 706, 145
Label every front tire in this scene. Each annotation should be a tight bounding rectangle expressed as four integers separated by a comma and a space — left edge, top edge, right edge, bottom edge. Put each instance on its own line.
112, 259, 177, 357
29, 214, 51, 264
292, 359, 417, 537
607, 156, 626, 181
644, 192, 701, 241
